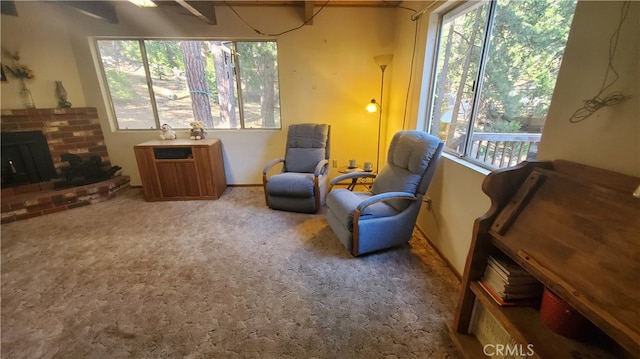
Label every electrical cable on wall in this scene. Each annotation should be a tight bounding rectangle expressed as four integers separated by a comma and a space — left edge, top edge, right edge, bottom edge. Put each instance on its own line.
384, 1, 418, 130
568, 1, 630, 124
401, 16, 419, 130
225, 0, 330, 37
226, 0, 421, 130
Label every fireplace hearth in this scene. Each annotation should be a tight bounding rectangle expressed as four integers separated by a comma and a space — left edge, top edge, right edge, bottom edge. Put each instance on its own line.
1, 108, 130, 222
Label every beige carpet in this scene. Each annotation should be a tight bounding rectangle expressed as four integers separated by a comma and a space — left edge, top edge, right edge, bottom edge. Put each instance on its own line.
1, 187, 461, 358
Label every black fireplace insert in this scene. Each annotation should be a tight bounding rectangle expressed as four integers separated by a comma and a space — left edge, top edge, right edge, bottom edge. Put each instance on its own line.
1, 131, 57, 188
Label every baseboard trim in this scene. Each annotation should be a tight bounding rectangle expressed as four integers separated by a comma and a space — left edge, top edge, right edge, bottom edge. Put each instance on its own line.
415, 226, 462, 280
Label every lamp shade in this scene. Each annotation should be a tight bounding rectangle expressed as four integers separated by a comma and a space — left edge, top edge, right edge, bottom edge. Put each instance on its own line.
373, 54, 393, 67
366, 99, 378, 113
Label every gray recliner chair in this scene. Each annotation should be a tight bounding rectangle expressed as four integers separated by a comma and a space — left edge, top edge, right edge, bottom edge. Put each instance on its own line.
326, 130, 443, 256
263, 124, 331, 213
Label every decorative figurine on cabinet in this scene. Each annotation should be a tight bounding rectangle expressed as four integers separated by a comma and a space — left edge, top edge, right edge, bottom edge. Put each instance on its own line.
189, 121, 206, 140
159, 123, 177, 140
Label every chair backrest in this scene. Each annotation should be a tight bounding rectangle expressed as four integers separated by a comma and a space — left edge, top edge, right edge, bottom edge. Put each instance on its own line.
284, 124, 330, 173
371, 130, 444, 211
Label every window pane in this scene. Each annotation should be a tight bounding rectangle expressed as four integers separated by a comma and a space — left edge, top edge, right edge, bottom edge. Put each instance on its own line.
473, 0, 576, 168
429, 3, 490, 155
96, 39, 281, 130
209, 41, 240, 129
144, 40, 194, 129
427, 0, 576, 169
145, 40, 242, 129
236, 42, 282, 129
97, 40, 156, 129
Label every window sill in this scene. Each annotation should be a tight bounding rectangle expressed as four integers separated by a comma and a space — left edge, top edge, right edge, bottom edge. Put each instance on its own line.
441, 152, 492, 176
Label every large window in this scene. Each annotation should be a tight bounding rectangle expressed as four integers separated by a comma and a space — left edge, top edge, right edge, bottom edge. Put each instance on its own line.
426, 0, 576, 169
96, 40, 281, 130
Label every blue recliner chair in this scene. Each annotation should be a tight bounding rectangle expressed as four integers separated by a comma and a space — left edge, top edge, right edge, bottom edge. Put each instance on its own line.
326, 130, 443, 256
263, 124, 330, 213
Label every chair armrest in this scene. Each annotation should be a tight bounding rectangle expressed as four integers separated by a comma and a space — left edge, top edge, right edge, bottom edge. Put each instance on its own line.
329, 172, 377, 187
356, 192, 417, 212
314, 159, 330, 177
263, 158, 284, 175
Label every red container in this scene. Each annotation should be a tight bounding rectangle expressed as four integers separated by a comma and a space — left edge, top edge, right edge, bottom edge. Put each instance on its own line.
539, 287, 590, 339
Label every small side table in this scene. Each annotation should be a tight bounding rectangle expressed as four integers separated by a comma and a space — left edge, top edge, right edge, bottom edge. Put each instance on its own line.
337, 166, 375, 191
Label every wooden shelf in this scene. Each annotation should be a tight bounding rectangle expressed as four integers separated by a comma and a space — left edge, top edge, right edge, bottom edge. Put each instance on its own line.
469, 281, 617, 359
449, 160, 639, 359
447, 323, 487, 359
486, 166, 639, 355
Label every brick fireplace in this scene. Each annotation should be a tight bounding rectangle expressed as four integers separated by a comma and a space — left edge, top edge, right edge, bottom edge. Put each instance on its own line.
1, 108, 130, 223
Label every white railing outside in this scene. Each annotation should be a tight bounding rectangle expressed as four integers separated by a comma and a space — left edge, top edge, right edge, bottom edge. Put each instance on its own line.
451, 132, 542, 169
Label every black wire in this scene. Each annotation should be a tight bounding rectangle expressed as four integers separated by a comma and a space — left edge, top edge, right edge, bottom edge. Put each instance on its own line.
225, 0, 330, 37
402, 15, 420, 130
390, 3, 419, 130
569, 1, 629, 123
383, 1, 418, 14
225, 0, 418, 128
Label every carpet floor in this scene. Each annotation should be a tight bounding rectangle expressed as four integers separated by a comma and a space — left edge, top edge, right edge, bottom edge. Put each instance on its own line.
1, 187, 461, 358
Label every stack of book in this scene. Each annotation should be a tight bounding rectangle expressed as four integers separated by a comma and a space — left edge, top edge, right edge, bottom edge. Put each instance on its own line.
479, 253, 543, 306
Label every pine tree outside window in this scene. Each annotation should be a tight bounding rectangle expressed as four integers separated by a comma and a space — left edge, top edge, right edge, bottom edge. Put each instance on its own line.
95, 39, 281, 130
425, 0, 577, 169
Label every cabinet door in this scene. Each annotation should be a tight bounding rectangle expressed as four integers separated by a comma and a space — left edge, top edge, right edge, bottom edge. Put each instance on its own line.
156, 162, 200, 198
135, 147, 163, 199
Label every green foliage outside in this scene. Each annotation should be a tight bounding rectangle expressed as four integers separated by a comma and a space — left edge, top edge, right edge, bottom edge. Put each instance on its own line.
436, 0, 577, 136
477, 0, 577, 132
236, 42, 279, 102
105, 70, 136, 103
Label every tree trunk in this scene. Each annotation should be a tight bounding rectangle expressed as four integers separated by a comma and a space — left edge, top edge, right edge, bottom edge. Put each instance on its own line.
446, 7, 484, 144
258, 52, 276, 128
431, 23, 455, 136
181, 41, 213, 127
114, 41, 123, 72
209, 41, 238, 128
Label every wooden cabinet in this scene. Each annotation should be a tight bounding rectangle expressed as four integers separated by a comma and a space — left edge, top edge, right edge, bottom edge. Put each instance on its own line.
449, 160, 639, 358
134, 139, 226, 201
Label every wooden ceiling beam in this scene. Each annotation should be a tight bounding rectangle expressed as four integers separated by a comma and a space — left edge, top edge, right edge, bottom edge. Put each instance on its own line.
59, 1, 118, 24
1, 1, 18, 16
175, 0, 217, 25
224, 1, 402, 7
304, 1, 314, 25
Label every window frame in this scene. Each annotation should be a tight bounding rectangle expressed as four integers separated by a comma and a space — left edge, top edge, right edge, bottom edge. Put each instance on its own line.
423, 0, 574, 170
93, 37, 282, 131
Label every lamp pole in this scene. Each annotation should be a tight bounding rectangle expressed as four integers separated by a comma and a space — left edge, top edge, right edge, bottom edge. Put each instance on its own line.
376, 64, 387, 173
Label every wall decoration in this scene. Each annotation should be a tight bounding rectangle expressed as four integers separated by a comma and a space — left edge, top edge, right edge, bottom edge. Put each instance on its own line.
2, 50, 36, 108
55, 81, 72, 108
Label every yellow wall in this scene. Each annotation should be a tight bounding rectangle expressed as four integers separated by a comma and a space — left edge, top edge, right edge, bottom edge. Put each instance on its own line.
1, 3, 87, 109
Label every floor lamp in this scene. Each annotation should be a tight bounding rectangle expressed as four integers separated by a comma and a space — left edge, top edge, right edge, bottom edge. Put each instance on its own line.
366, 54, 393, 172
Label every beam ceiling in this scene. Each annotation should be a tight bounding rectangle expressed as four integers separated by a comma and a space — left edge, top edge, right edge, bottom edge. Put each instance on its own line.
57, 0, 403, 25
